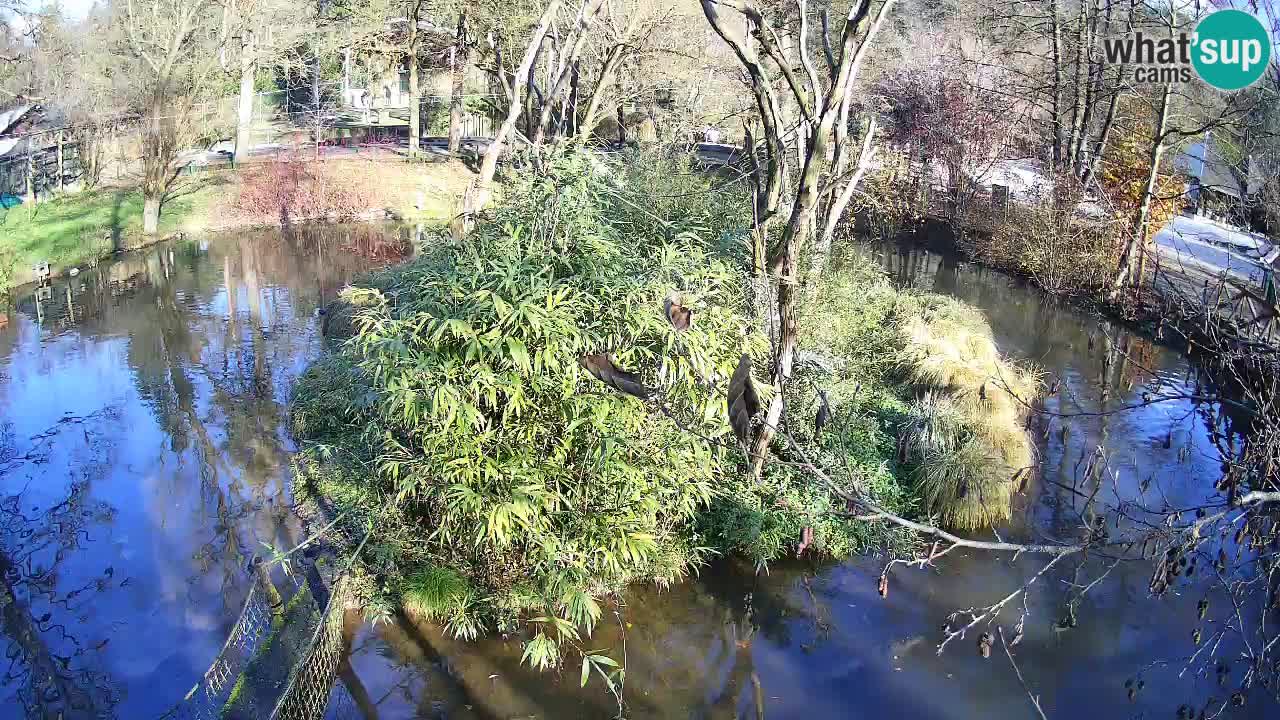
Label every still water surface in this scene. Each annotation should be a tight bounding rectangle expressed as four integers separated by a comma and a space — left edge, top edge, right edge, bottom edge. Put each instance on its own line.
0, 227, 1269, 719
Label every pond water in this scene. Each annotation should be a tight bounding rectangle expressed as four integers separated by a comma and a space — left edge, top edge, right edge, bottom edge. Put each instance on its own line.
0, 227, 1270, 719
0, 225, 411, 719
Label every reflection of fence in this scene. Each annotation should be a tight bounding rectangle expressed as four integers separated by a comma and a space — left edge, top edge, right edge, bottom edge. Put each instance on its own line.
153, 566, 360, 720
156, 517, 371, 720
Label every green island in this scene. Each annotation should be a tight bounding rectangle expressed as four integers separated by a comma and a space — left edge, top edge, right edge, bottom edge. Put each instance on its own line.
289, 152, 1037, 669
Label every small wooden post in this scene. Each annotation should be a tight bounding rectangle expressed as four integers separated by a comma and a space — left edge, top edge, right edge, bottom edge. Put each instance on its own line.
304, 560, 331, 611
25, 144, 35, 204
56, 131, 65, 193
991, 184, 1009, 216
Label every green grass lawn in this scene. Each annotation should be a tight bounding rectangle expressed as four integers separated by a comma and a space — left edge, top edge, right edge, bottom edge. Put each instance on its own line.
0, 160, 471, 290
0, 185, 215, 286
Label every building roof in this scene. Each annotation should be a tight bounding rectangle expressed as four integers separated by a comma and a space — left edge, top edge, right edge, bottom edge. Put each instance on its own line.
0, 104, 33, 136
1175, 138, 1245, 199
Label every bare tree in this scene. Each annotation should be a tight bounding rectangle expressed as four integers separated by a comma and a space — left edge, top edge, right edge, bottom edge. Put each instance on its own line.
701, 0, 897, 477
121, 0, 225, 235
529, 0, 604, 148
458, 0, 561, 232
225, 0, 313, 164
447, 9, 469, 154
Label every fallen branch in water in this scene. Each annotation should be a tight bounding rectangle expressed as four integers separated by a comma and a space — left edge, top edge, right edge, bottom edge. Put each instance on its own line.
937, 551, 1073, 654
1000, 627, 1048, 720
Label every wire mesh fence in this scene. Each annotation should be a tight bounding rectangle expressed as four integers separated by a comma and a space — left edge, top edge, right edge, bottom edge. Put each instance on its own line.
1152, 258, 1280, 346
155, 572, 303, 720
151, 511, 372, 720
151, 565, 366, 720
268, 576, 358, 720
0, 139, 84, 201
0, 88, 503, 209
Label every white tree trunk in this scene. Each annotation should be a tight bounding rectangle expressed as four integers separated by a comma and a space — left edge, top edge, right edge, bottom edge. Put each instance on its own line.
408, 52, 420, 158
143, 195, 161, 236
235, 37, 256, 164
1109, 80, 1172, 301
459, 0, 561, 234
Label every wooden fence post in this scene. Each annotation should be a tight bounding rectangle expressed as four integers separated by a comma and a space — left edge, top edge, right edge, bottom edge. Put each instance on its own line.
57, 131, 66, 193
252, 556, 284, 614
25, 144, 35, 204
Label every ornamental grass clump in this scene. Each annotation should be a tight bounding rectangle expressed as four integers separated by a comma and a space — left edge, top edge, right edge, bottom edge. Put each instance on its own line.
895, 296, 1039, 530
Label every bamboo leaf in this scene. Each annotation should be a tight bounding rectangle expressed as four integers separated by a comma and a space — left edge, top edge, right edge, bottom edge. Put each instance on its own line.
506, 337, 531, 373
588, 654, 619, 668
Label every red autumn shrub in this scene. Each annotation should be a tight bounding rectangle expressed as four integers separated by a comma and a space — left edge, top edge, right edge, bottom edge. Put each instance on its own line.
230, 156, 381, 224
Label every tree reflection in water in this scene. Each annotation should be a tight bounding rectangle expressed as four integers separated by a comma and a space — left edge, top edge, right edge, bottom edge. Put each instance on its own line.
0, 223, 408, 718
1, 410, 120, 718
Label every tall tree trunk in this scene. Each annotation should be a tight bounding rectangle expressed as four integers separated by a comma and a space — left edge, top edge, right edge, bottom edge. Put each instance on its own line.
1109, 80, 1172, 302
1086, 0, 1136, 184
235, 33, 256, 165
813, 116, 877, 278
750, 130, 827, 478
1067, 2, 1087, 174
700, 0, 786, 236
1075, 0, 1104, 174
523, 37, 545, 140
1084, 72, 1123, 185
141, 87, 174, 237
459, 0, 561, 234
1049, 0, 1064, 170
747, 0, 895, 478
408, 52, 420, 158
25, 144, 34, 204
143, 195, 161, 235
56, 131, 65, 192
564, 61, 580, 136
311, 0, 327, 157
580, 44, 625, 140
532, 0, 605, 147
447, 12, 468, 155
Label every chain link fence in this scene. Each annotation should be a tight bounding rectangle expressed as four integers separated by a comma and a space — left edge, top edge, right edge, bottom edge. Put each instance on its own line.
155, 572, 303, 720
153, 515, 372, 720
268, 575, 359, 720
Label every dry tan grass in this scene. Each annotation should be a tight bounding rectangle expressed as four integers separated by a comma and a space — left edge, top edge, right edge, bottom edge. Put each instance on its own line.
895, 297, 1040, 530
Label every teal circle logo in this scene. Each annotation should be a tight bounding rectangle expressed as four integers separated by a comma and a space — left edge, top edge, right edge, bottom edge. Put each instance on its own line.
1192, 10, 1272, 91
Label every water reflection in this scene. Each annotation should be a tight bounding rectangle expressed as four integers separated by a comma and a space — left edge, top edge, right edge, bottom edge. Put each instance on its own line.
0, 224, 407, 719
1, 229, 1271, 719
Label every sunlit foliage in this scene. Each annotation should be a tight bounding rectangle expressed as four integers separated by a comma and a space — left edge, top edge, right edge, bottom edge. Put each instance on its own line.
293, 151, 767, 662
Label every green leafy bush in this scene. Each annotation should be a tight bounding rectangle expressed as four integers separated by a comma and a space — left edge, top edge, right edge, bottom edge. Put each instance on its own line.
292, 151, 1029, 675
697, 259, 923, 566
293, 152, 766, 661
780, 251, 1036, 533
0, 246, 15, 297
